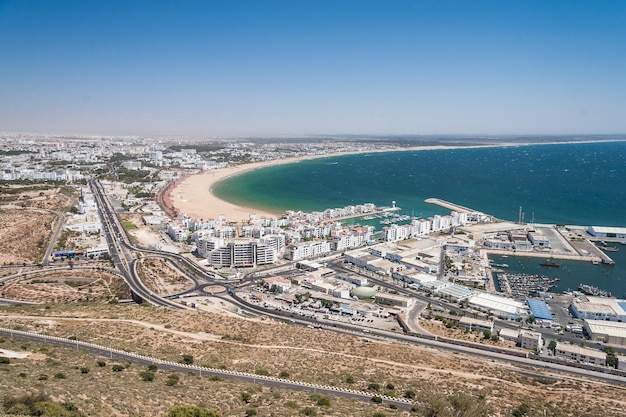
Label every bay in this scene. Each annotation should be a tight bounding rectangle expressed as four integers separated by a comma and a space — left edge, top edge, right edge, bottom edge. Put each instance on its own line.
213, 141, 626, 296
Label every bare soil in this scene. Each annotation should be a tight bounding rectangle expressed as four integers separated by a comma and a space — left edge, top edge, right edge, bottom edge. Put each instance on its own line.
0, 270, 130, 303
137, 258, 193, 295
1, 303, 624, 416
0, 209, 57, 265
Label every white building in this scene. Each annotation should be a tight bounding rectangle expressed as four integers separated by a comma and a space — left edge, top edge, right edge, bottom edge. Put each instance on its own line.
286, 240, 332, 261
570, 297, 626, 322
518, 330, 543, 351
587, 226, 626, 239
555, 343, 606, 366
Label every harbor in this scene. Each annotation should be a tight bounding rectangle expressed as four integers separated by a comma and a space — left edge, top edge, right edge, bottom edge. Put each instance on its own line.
424, 198, 477, 214
496, 272, 559, 299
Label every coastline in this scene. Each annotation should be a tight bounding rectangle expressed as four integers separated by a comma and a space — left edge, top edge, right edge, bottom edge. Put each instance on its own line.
167, 139, 625, 221
168, 144, 487, 220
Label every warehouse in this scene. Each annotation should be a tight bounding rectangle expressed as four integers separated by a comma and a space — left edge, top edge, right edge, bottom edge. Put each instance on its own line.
586, 226, 626, 239
527, 299, 554, 322
584, 320, 626, 346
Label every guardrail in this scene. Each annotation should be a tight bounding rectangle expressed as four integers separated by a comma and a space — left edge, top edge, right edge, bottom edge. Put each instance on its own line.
0, 327, 414, 408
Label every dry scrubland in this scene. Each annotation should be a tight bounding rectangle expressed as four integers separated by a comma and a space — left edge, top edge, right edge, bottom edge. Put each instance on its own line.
0, 269, 130, 303
137, 258, 193, 295
0, 209, 58, 265
0, 184, 77, 265
1, 303, 625, 416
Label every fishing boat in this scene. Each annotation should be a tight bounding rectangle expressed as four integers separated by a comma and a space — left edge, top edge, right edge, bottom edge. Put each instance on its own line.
602, 246, 619, 252
540, 259, 561, 267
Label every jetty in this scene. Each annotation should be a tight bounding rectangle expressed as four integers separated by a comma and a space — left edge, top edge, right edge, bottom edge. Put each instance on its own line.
425, 198, 475, 213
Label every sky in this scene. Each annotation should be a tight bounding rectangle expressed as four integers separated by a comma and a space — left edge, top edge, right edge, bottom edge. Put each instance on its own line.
1, 0, 625, 137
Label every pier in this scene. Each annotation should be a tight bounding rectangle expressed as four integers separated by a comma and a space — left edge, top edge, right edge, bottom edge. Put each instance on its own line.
424, 198, 475, 213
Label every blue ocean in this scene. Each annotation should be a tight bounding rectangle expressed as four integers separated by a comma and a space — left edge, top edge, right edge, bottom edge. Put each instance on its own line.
213, 141, 626, 296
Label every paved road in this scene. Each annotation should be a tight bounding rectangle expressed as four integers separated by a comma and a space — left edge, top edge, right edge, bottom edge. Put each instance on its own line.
0, 327, 413, 410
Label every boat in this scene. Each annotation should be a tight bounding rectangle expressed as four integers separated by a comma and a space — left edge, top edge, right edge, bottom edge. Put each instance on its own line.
540, 259, 561, 267
578, 283, 612, 297
493, 263, 509, 268
602, 246, 619, 252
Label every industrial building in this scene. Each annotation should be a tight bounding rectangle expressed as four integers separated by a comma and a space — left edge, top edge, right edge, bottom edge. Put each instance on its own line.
527, 299, 554, 322
584, 320, 626, 346
586, 226, 626, 239
570, 296, 626, 322
555, 343, 606, 366
467, 292, 527, 319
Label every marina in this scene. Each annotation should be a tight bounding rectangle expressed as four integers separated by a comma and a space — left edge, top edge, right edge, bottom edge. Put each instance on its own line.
496, 272, 559, 300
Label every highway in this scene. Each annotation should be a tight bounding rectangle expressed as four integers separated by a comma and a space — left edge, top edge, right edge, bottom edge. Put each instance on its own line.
29, 178, 620, 391
89, 179, 187, 310
0, 327, 413, 410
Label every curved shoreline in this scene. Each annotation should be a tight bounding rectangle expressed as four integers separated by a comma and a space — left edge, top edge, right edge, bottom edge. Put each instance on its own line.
167, 140, 624, 221
168, 145, 464, 220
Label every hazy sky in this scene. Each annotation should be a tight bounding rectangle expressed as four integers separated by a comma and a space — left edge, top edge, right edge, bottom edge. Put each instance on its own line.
1, 0, 625, 136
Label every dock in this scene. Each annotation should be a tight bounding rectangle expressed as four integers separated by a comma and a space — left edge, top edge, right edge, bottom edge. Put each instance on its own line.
424, 198, 475, 213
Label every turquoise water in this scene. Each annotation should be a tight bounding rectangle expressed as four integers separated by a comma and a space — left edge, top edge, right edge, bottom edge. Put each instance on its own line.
213, 141, 626, 296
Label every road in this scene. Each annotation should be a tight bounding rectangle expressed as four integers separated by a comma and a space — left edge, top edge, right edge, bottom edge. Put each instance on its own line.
89, 179, 188, 309
0, 327, 413, 410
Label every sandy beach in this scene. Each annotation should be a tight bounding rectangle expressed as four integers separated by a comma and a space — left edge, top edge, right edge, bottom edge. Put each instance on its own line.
168, 145, 484, 221
167, 140, 604, 221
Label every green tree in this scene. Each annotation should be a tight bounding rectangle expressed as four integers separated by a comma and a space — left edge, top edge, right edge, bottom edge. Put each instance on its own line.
605, 346, 618, 368
241, 392, 252, 403
482, 330, 492, 340
548, 340, 557, 354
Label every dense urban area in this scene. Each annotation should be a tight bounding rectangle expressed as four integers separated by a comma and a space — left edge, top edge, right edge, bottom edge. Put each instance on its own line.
1, 133, 626, 417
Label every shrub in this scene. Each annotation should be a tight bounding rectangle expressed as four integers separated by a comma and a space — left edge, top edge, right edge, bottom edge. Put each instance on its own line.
112, 365, 124, 372
166, 373, 180, 386
0, 357, 10, 364
404, 390, 416, 399
385, 383, 395, 390
310, 393, 330, 407
368, 383, 380, 391
180, 354, 194, 365
245, 409, 257, 416
284, 401, 298, 409
255, 369, 269, 376
140, 371, 155, 381
38, 374, 49, 380
371, 396, 383, 404
241, 392, 252, 403
97, 360, 106, 367
345, 376, 355, 384
279, 370, 290, 378
167, 405, 220, 417
80, 367, 90, 374
373, 413, 387, 417
147, 364, 158, 372
54, 373, 66, 379
299, 407, 317, 416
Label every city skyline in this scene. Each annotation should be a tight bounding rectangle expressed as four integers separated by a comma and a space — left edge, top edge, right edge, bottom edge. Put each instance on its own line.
1, 0, 625, 136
